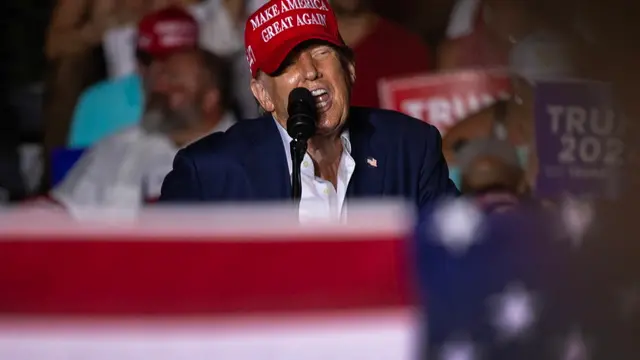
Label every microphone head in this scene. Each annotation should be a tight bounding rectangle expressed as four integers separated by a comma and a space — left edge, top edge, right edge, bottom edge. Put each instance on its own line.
286, 87, 317, 140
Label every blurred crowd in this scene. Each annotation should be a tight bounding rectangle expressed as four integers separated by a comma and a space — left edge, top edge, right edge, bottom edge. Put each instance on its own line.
3, 0, 595, 211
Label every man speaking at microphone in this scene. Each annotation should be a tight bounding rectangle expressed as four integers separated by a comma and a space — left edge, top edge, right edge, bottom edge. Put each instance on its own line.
160, 0, 458, 220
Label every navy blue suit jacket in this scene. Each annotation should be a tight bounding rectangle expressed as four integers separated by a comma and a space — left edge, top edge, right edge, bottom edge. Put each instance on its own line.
160, 107, 458, 210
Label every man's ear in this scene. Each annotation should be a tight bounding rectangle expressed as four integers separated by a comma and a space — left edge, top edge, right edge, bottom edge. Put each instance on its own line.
250, 77, 275, 112
347, 60, 356, 86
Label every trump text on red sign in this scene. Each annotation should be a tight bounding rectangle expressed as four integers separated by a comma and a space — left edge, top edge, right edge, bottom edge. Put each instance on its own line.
401, 92, 509, 132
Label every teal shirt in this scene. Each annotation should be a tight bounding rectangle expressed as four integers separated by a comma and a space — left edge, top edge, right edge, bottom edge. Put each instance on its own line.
449, 146, 530, 189
68, 74, 143, 148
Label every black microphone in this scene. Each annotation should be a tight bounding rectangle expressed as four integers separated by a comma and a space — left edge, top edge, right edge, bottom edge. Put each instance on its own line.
286, 88, 317, 202
286, 87, 317, 141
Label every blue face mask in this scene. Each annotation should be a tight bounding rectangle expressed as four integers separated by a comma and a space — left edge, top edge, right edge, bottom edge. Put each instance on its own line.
448, 146, 530, 189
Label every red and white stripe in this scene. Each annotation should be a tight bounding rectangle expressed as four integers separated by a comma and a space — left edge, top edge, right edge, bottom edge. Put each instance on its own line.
0, 202, 419, 360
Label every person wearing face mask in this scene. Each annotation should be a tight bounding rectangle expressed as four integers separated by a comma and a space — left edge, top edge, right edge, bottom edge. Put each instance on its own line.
443, 32, 577, 190
160, 0, 458, 220
455, 138, 530, 213
50, 49, 236, 216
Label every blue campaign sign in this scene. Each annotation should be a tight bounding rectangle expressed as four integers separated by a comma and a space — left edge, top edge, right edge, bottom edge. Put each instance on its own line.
534, 80, 622, 199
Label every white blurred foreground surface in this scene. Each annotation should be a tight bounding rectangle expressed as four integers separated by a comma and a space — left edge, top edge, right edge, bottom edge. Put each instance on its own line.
0, 201, 417, 360
3, 200, 411, 237
0, 311, 414, 360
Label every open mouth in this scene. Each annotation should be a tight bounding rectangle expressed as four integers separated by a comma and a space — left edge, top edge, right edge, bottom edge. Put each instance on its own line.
311, 88, 332, 113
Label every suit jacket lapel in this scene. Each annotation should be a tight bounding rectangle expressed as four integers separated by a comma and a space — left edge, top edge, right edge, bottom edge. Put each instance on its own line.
242, 110, 385, 201
243, 117, 291, 200
346, 109, 387, 198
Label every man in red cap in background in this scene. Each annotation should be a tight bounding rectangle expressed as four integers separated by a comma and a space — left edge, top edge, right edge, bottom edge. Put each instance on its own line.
161, 0, 458, 221
51, 47, 236, 216
67, 6, 200, 148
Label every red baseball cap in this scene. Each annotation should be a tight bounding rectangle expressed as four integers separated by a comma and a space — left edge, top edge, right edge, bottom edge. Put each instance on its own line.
137, 6, 199, 58
244, 0, 345, 77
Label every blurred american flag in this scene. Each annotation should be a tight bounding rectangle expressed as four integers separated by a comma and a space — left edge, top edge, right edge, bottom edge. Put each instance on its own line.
0, 203, 417, 360
414, 196, 640, 360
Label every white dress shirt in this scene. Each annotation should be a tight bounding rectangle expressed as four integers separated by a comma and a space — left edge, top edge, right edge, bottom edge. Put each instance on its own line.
274, 118, 356, 223
51, 113, 236, 216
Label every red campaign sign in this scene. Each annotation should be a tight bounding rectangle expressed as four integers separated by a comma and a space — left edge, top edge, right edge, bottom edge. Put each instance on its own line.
378, 68, 512, 135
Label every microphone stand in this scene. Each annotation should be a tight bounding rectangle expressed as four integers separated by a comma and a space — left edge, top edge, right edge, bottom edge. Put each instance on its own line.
290, 138, 307, 202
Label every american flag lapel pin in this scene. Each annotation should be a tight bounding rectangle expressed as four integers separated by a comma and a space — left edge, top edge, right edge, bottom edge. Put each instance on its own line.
366, 157, 378, 168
